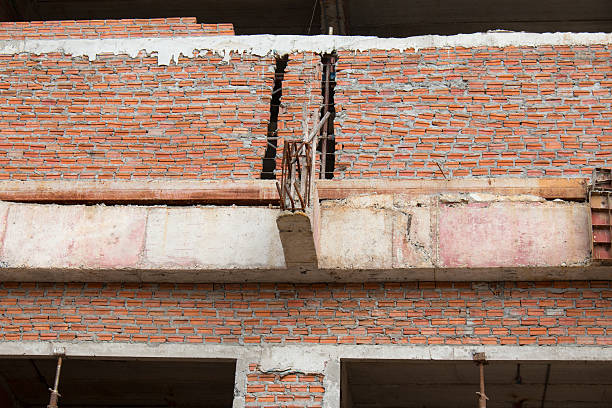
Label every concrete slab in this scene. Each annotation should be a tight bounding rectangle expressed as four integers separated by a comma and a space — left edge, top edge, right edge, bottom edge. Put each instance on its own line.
0, 193, 602, 281
319, 207, 393, 269
438, 202, 591, 268
0, 203, 146, 269
0, 202, 9, 259
143, 207, 285, 269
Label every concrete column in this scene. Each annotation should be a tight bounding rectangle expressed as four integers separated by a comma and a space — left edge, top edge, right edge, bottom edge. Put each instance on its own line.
233, 358, 250, 408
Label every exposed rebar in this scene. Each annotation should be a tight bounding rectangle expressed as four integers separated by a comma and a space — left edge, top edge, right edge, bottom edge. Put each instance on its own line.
47, 356, 63, 408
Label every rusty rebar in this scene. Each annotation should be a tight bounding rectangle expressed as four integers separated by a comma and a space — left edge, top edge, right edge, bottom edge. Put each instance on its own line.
47, 356, 63, 408
320, 56, 331, 179
473, 352, 488, 408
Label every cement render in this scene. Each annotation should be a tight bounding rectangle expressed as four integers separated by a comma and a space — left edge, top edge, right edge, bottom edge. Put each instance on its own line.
0, 32, 610, 65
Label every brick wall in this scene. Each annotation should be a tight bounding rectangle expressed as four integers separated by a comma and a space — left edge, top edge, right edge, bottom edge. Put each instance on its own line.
334, 46, 612, 178
1, 281, 609, 345
0, 17, 234, 39
0, 23, 610, 181
0, 50, 274, 180
277, 52, 323, 139
246, 365, 324, 408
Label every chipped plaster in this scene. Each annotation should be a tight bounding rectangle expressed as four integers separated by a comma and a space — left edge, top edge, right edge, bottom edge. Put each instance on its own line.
0, 32, 610, 65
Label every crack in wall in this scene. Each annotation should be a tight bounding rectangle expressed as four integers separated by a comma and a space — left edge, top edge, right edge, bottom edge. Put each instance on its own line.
260, 55, 288, 180
318, 53, 337, 179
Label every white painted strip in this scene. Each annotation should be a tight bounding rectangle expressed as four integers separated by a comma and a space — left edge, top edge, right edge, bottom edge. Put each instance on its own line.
0, 32, 610, 65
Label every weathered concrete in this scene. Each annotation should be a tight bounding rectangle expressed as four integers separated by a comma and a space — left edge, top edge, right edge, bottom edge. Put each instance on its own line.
276, 212, 318, 270
0, 179, 588, 204
0, 179, 280, 205
0, 192, 601, 281
439, 201, 591, 268
320, 207, 394, 269
317, 178, 587, 201
144, 207, 284, 269
1, 203, 147, 269
318, 193, 591, 270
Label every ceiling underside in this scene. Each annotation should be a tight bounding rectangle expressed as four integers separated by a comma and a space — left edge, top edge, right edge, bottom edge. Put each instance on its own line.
0, 358, 236, 408
4, 0, 612, 36
343, 360, 612, 408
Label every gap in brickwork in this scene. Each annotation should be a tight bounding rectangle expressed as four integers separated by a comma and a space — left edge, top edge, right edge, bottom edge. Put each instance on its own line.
260, 55, 289, 180
318, 53, 337, 179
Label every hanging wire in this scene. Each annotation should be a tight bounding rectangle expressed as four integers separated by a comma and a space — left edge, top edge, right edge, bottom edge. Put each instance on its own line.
306, 0, 318, 35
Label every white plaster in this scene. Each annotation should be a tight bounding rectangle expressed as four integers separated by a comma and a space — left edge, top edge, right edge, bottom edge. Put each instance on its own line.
0, 31, 610, 65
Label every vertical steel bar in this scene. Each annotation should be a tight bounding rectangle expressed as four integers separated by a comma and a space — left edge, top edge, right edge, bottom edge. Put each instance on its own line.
478, 362, 486, 408
540, 364, 551, 408
473, 353, 488, 408
47, 356, 63, 408
320, 56, 331, 179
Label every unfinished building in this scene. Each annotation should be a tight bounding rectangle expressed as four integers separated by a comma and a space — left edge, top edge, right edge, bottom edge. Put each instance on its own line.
0, 1, 610, 407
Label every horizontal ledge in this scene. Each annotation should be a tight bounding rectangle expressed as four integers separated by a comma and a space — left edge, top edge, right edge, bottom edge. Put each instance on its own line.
0, 180, 280, 205
317, 178, 588, 201
0, 178, 588, 205
0, 266, 608, 283
1, 342, 611, 362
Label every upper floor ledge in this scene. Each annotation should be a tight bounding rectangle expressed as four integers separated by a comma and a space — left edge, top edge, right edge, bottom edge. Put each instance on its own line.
0, 177, 607, 282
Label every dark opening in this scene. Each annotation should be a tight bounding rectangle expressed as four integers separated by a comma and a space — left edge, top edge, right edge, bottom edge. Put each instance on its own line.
341, 360, 612, 408
0, 358, 236, 408
261, 55, 288, 180
318, 53, 337, 180
2, 1, 610, 36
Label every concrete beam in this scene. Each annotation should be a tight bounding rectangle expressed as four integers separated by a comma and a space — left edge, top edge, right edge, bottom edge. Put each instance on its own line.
276, 212, 318, 271
0, 190, 604, 282
316, 178, 588, 201
0, 180, 280, 206
3, 342, 612, 364
0, 178, 587, 206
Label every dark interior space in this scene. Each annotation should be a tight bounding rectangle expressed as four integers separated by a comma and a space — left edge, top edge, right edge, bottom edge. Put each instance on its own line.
1, 0, 611, 36
0, 358, 236, 408
342, 360, 612, 408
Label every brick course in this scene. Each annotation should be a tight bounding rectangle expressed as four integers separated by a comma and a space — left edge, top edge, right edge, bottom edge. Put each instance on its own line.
1, 281, 609, 346
334, 46, 612, 178
0, 18, 234, 39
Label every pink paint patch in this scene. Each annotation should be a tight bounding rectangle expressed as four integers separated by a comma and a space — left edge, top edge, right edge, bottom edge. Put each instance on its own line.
1, 204, 147, 269
438, 202, 590, 268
